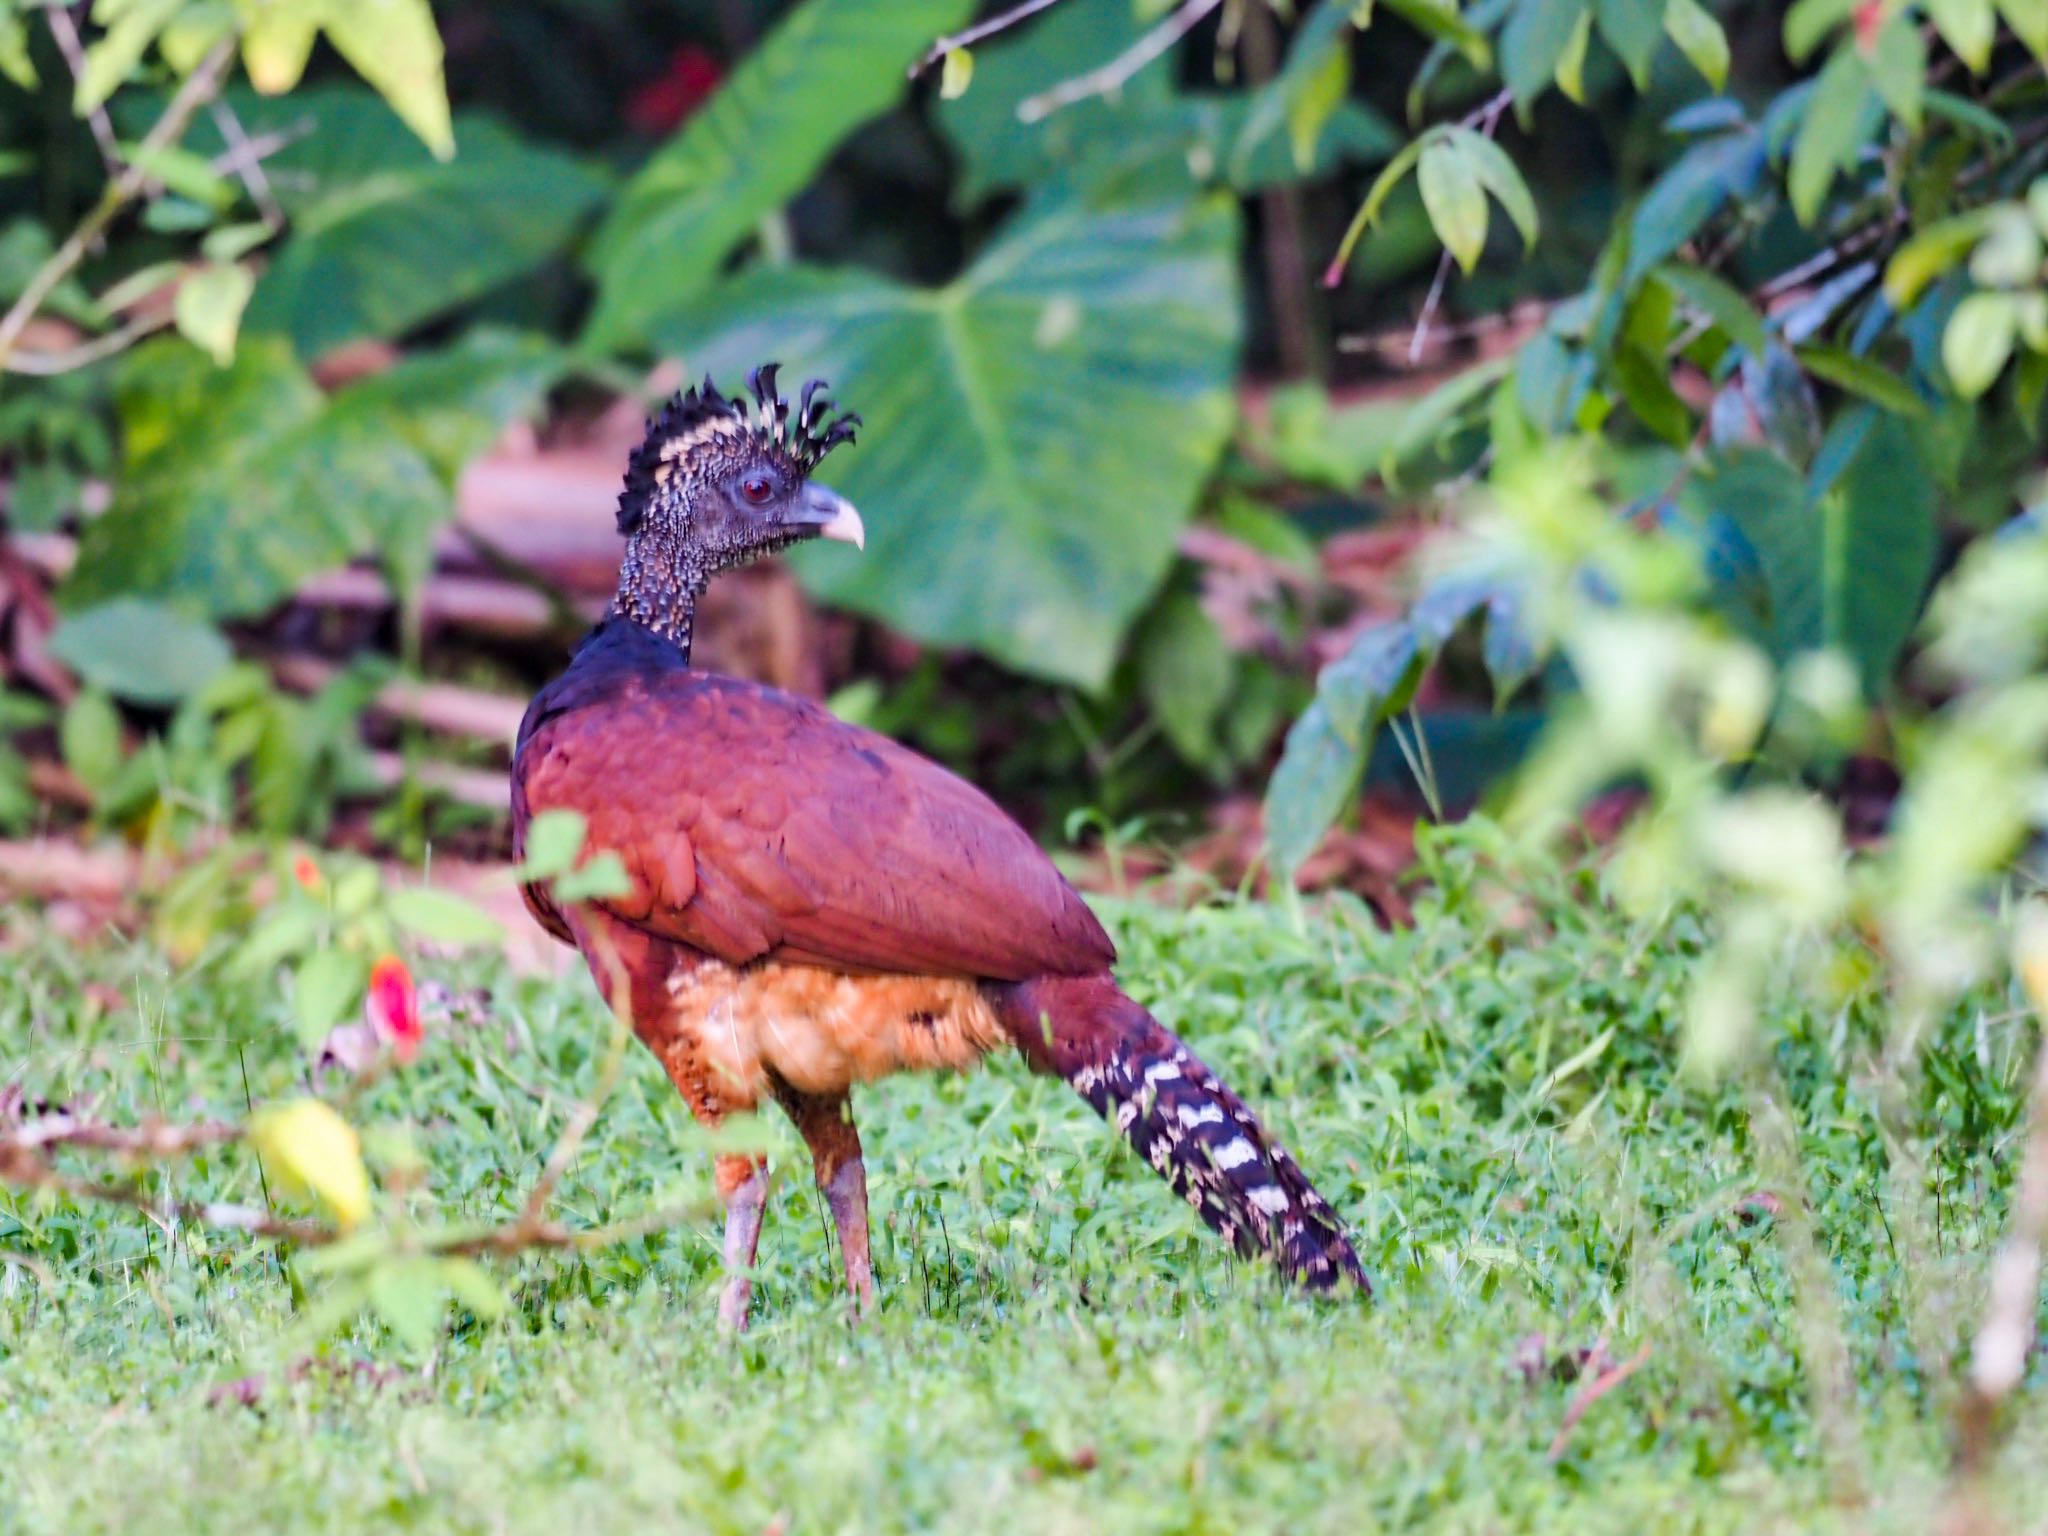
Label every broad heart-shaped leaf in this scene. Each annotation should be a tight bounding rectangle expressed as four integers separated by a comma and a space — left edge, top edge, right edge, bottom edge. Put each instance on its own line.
584, 0, 972, 353
186, 90, 605, 361
650, 186, 1241, 688
1683, 419, 1935, 693
61, 340, 442, 619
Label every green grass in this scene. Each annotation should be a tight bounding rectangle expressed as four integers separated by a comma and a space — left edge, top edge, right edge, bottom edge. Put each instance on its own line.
1, 834, 2043, 1532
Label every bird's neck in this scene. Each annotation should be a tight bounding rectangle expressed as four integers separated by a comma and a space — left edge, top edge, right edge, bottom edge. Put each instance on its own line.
610, 529, 706, 661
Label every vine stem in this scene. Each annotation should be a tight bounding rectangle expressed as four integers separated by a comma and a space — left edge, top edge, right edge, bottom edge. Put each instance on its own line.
0, 35, 236, 370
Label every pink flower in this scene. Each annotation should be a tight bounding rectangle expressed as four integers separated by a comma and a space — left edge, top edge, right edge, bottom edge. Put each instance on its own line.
292, 854, 323, 893
365, 955, 423, 1064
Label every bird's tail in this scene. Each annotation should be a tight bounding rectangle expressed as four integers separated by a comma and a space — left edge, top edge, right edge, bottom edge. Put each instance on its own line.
989, 973, 1369, 1294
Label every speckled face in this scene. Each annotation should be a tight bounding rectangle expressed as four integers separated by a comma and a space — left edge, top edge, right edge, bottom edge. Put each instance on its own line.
616, 365, 864, 575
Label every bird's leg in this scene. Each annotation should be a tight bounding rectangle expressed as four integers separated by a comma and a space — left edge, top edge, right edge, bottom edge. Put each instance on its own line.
776, 1088, 876, 1319
714, 1152, 768, 1331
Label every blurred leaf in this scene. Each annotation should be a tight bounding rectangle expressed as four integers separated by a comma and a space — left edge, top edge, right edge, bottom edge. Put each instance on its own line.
1595, 0, 1664, 86
48, 597, 233, 703
1503, 0, 1587, 109
77, 0, 178, 114
1318, 621, 1422, 747
585, 0, 971, 351
1925, 0, 1993, 71
59, 691, 123, 798
555, 851, 633, 903
1864, 18, 1925, 130
1263, 699, 1364, 886
227, 91, 605, 360
1449, 127, 1539, 250
328, 328, 563, 486
250, 1097, 371, 1227
0, 12, 35, 89
321, 0, 454, 159
1138, 593, 1234, 771
240, 5, 317, 93
1884, 211, 1993, 308
294, 949, 368, 1052
1944, 293, 2017, 399
1555, 7, 1593, 102
1624, 129, 1764, 285
1662, 0, 1728, 89
515, 808, 588, 881
659, 183, 1240, 687
173, 262, 254, 365
62, 339, 446, 621
386, 887, 504, 947
1419, 136, 1489, 273
368, 1254, 447, 1348
1264, 618, 1426, 881
1692, 419, 1936, 691
1783, 0, 1854, 61
1996, 0, 2047, 62
1656, 264, 1769, 356
1284, 12, 1351, 173
1796, 343, 1927, 416
1788, 47, 1876, 226
1374, 0, 1492, 67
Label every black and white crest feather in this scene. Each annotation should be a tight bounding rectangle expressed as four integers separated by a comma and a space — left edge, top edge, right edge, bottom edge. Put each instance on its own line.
616, 364, 860, 534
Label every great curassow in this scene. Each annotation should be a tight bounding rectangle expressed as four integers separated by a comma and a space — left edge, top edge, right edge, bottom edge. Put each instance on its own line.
511, 366, 1368, 1326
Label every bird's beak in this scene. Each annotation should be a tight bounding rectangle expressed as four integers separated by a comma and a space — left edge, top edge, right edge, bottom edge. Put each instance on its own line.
792, 483, 865, 550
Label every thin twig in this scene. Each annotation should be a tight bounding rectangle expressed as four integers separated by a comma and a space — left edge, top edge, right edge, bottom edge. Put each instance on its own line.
910, 0, 1069, 78
207, 99, 284, 227
44, 5, 122, 176
0, 35, 236, 369
2, 310, 173, 375
1545, 1339, 1653, 1460
1016, 0, 1222, 123
210, 119, 314, 183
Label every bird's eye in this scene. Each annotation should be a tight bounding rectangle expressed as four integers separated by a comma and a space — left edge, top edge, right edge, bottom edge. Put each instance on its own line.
740, 475, 774, 505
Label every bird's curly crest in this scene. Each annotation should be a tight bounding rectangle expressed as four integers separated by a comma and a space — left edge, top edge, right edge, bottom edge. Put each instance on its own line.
616, 363, 861, 533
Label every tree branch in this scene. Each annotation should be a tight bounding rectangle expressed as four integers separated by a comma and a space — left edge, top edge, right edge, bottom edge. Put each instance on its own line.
0, 35, 236, 369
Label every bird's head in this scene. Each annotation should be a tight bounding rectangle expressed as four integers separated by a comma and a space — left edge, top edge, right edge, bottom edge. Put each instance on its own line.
615, 363, 864, 578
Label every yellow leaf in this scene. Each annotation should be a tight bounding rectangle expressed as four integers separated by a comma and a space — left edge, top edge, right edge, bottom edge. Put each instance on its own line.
236, 0, 316, 94
250, 1098, 372, 1228
321, 0, 454, 159
939, 46, 973, 101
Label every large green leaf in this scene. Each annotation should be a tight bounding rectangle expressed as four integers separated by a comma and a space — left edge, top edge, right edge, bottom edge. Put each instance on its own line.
650, 185, 1241, 686
583, 0, 972, 352
61, 334, 559, 618
62, 340, 440, 618
209, 90, 606, 360
1684, 419, 1935, 692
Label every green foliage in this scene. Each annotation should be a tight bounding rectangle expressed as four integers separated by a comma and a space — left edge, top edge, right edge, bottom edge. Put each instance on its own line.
660, 181, 1242, 687
214, 90, 607, 361
62, 333, 555, 617
582, 0, 974, 351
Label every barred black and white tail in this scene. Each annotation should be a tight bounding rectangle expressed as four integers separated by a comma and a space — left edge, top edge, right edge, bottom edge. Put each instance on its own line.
991, 974, 1369, 1294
